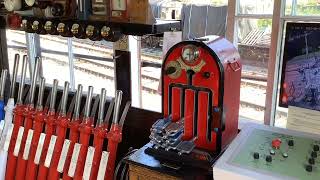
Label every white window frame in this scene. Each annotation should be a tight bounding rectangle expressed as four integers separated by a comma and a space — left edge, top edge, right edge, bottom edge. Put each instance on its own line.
227, 0, 320, 126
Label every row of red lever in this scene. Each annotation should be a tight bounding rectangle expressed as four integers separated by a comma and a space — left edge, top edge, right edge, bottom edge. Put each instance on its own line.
0, 54, 130, 180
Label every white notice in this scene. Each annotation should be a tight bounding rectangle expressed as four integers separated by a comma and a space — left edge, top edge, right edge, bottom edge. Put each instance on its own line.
97, 151, 110, 180
83, 146, 95, 180
57, 139, 71, 173
34, 133, 46, 164
22, 129, 34, 160
3, 124, 14, 152
44, 135, 57, 167
13, 126, 24, 156
68, 143, 81, 177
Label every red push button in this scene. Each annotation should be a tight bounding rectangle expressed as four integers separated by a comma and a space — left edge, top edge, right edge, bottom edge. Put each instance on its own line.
272, 138, 282, 149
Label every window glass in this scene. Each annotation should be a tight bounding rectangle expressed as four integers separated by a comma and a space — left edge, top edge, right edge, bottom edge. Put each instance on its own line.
236, 18, 272, 122
40, 35, 70, 85
140, 35, 162, 112
141, 65, 162, 112
72, 39, 115, 96
285, 0, 320, 16
6, 30, 29, 79
238, 0, 274, 15
182, 0, 228, 6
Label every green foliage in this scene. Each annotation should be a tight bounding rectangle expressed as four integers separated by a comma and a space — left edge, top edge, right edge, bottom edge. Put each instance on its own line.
257, 19, 272, 29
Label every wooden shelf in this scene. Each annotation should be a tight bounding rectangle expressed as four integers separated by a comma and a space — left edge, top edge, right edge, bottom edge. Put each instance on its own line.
8, 16, 181, 37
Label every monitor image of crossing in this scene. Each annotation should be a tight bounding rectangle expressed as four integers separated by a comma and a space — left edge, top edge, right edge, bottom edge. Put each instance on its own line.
280, 22, 320, 111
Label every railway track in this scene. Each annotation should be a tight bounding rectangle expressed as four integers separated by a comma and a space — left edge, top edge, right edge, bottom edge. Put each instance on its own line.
43, 54, 274, 114
8, 32, 287, 117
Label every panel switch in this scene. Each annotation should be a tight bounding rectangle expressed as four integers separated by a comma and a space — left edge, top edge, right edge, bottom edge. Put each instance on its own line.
288, 140, 294, 147
266, 155, 272, 163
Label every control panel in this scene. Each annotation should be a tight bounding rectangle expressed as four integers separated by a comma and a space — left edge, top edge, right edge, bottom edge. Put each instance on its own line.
213, 123, 320, 180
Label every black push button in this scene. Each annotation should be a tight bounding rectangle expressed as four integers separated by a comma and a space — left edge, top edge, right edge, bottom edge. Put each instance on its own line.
306, 165, 313, 172
253, 152, 259, 160
309, 158, 315, 165
165, 67, 176, 75
288, 140, 294, 147
266, 155, 272, 163
314, 144, 319, 152
311, 151, 317, 158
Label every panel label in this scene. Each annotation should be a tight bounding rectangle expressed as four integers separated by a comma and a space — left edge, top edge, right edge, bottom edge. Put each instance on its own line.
44, 135, 57, 167
23, 129, 34, 160
34, 133, 46, 164
57, 139, 71, 173
83, 146, 95, 180
13, 126, 24, 156
97, 151, 110, 180
68, 143, 81, 177
3, 124, 14, 151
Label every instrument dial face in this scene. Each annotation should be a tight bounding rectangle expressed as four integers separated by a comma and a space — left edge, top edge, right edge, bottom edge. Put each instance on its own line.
25, 0, 35, 7
71, 24, 80, 34
181, 45, 199, 64
112, 0, 126, 11
4, 0, 22, 11
101, 26, 111, 37
165, 61, 182, 79
44, 21, 52, 31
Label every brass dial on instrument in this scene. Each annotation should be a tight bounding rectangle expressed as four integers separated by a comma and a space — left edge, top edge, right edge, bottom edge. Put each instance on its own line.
86, 25, 95, 37
112, 0, 126, 10
57, 23, 65, 33
25, 0, 35, 7
4, 0, 21, 11
181, 45, 200, 64
32, 21, 39, 31
101, 26, 111, 37
165, 61, 182, 79
21, 19, 28, 30
44, 21, 52, 31
71, 24, 80, 35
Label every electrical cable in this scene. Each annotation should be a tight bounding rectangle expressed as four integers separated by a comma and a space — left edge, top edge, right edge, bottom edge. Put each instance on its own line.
113, 148, 137, 180
120, 163, 128, 180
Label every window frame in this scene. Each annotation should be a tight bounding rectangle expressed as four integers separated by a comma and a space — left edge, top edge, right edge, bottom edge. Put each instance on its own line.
227, 0, 320, 126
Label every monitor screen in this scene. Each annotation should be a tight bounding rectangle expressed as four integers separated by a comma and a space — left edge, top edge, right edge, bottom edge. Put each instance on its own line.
280, 22, 320, 111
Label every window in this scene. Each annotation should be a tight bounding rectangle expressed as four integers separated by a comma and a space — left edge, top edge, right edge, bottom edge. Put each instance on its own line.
274, 0, 320, 128
140, 0, 229, 112
40, 35, 71, 85
238, 0, 274, 15
72, 39, 115, 96
235, 1, 274, 123
6, 30, 29, 79
6, 30, 116, 98
285, 0, 320, 16
141, 49, 162, 112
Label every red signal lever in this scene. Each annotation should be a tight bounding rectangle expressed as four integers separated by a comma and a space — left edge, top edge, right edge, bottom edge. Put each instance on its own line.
25, 79, 51, 180
37, 79, 59, 180
89, 89, 114, 180
47, 81, 71, 180
105, 91, 131, 180
62, 84, 83, 180
73, 86, 97, 180
15, 57, 41, 180
5, 55, 28, 180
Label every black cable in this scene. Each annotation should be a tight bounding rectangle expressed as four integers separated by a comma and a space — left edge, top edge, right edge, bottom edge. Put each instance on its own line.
114, 149, 138, 180
120, 163, 128, 180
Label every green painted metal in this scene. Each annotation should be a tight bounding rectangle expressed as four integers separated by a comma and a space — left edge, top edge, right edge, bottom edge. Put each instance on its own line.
232, 129, 320, 180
